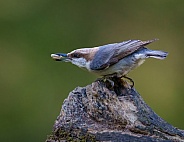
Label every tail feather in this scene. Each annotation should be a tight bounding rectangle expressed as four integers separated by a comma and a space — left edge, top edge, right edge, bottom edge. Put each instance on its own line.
147, 50, 168, 60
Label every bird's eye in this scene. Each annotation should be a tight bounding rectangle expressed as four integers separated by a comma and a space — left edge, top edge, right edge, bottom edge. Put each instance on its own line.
73, 53, 80, 58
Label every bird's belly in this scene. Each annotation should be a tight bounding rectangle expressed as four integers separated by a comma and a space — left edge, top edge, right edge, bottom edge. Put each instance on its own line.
92, 57, 145, 77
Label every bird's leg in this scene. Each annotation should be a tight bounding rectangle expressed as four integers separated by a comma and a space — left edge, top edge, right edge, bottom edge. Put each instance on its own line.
121, 76, 134, 88
105, 78, 114, 88
96, 74, 116, 88
96, 77, 114, 88
104, 73, 119, 88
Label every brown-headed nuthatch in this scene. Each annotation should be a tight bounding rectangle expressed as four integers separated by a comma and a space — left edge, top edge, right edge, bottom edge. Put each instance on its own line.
51, 39, 168, 86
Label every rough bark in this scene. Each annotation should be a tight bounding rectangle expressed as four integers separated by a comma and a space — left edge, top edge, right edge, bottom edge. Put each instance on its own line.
46, 77, 184, 142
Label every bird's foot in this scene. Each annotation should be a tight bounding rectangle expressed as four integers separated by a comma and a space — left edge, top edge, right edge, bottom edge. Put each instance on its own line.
96, 76, 115, 89
96, 74, 134, 89
105, 78, 115, 88
121, 76, 134, 88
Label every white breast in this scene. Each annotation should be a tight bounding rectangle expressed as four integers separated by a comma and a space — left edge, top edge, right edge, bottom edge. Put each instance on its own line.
90, 54, 145, 77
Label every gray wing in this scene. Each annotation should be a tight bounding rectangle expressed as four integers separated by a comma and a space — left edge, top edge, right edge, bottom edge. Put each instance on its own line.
90, 39, 157, 70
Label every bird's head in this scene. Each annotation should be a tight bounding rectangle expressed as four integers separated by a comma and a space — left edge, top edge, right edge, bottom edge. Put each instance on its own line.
51, 47, 98, 69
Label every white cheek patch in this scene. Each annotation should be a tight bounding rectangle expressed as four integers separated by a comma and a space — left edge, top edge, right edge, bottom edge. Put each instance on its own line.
72, 58, 87, 68
85, 61, 91, 70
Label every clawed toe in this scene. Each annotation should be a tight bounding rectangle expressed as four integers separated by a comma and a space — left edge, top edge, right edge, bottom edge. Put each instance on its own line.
121, 76, 134, 88
96, 75, 134, 89
96, 77, 115, 89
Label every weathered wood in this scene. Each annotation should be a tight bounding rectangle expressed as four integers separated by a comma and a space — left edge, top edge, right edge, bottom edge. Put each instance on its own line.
46, 78, 184, 142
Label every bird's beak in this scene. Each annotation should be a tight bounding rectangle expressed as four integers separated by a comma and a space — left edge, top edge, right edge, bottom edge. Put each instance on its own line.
51, 53, 71, 62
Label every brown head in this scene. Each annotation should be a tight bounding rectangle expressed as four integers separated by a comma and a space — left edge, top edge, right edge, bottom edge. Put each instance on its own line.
51, 47, 99, 70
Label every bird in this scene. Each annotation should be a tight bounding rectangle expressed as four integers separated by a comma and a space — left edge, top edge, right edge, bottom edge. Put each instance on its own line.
51, 39, 168, 87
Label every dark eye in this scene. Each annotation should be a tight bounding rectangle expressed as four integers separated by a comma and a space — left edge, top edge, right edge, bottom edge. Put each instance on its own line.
73, 53, 80, 58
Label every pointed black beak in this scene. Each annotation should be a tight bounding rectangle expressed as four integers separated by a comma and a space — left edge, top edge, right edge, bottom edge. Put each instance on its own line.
51, 53, 70, 61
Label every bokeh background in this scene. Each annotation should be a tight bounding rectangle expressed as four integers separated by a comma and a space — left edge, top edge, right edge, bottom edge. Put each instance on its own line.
0, 0, 184, 141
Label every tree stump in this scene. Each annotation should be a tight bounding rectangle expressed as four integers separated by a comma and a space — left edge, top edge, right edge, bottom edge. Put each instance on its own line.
46, 78, 184, 142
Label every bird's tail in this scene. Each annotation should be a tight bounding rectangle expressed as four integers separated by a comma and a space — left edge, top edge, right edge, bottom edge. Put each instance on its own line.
146, 50, 168, 59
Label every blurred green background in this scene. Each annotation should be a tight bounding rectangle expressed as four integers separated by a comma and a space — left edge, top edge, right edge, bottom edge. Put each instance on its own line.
0, 0, 184, 141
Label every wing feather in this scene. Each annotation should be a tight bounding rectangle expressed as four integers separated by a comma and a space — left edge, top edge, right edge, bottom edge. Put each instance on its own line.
90, 39, 157, 70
